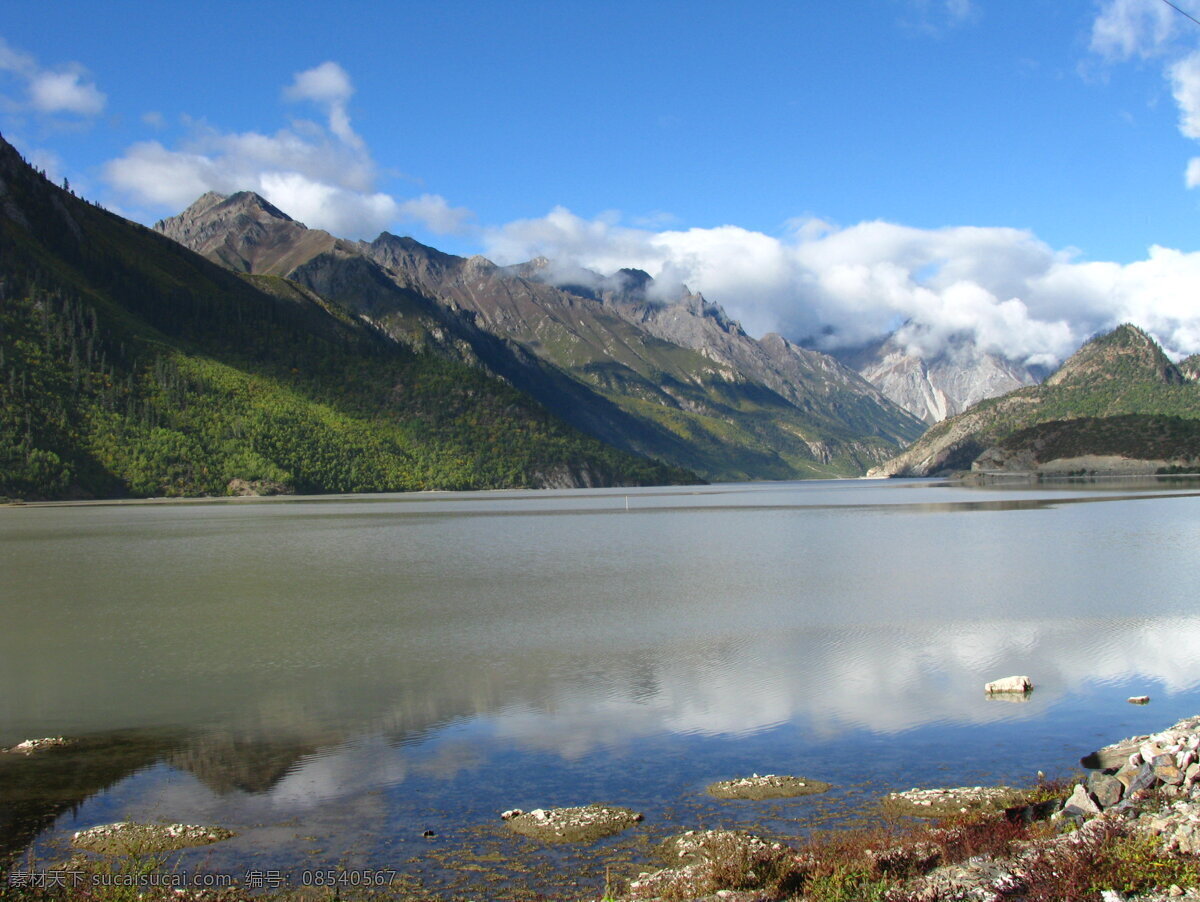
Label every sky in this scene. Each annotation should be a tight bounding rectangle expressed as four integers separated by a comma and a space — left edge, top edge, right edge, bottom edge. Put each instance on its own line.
4, 0, 1200, 365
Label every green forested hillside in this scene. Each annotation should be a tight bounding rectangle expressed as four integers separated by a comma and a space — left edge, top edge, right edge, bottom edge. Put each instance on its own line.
996, 414, 1200, 466
0, 138, 692, 499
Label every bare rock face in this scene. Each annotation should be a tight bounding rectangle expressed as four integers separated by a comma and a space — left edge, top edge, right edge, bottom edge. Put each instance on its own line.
841, 333, 1039, 426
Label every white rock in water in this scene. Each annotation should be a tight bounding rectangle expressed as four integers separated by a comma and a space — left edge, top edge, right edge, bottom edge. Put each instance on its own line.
985, 675, 1032, 693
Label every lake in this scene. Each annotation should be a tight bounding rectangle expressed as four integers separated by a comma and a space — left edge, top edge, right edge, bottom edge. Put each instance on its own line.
3, 477, 1200, 898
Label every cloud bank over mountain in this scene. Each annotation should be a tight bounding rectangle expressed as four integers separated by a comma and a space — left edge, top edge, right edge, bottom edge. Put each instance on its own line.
484, 208, 1200, 367
475, 2, 1200, 367
102, 62, 471, 240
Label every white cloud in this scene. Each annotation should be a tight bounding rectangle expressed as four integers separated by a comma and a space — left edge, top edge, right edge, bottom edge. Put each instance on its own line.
283, 61, 361, 149
1091, 0, 1180, 61
396, 193, 475, 235
284, 60, 353, 106
1092, 3, 1200, 193
0, 35, 105, 117
900, 0, 978, 35
1187, 156, 1200, 187
102, 63, 466, 240
0, 36, 36, 76
28, 68, 105, 116
485, 207, 1200, 365
1172, 51, 1200, 138
104, 141, 224, 208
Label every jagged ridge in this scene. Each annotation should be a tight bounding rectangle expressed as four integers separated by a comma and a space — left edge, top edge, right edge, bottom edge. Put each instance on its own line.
157, 193, 925, 480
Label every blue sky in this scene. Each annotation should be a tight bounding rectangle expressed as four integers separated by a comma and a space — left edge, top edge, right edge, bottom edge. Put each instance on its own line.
5, 0, 1200, 362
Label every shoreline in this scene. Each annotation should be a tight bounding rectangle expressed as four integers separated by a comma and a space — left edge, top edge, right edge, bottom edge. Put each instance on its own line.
8, 716, 1200, 900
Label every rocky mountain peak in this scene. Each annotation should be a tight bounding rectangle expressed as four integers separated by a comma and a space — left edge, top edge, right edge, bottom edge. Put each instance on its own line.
463, 254, 497, 276
157, 190, 296, 237
1046, 323, 1182, 388
182, 191, 229, 219
363, 232, 462, 281
155, 190, 334, 275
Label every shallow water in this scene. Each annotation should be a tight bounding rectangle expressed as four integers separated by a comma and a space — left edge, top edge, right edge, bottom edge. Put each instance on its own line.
3, 478, 1200, 897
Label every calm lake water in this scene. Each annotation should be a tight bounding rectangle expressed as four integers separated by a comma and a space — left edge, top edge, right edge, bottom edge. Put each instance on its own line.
3, 478, 1200, 897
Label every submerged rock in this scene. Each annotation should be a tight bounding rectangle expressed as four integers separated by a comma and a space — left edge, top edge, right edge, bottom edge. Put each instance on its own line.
71, 822, 236, 855
883, 785, 1021, 818
707, 774, 831, 800
503, 804, 642, 844
2, 737, 73, 754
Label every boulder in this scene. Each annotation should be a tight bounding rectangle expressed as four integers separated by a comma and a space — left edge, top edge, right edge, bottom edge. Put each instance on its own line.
1062, 784, 1101, 819
1128, 762, 1159, 794
1087, 771, 1124, 808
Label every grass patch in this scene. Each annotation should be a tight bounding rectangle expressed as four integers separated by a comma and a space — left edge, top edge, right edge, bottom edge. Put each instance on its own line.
1018, 820, 1200, 902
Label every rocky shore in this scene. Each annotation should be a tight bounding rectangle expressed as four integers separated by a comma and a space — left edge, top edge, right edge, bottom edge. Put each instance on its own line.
594, 714, 1200, 902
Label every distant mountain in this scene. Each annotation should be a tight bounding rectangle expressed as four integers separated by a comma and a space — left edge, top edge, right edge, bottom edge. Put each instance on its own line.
0, 135, 688, 500
835, 332, 1042, 425
870, 324, 1200, 477
158, 193, 926, 480
1181, 354, 1200, 382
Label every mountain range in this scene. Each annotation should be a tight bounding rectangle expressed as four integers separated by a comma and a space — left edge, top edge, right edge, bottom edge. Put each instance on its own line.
6, 124, 1198, 500
0, 135, 691, 500
869, 324, 1200, 476
155, 191, 926, 480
